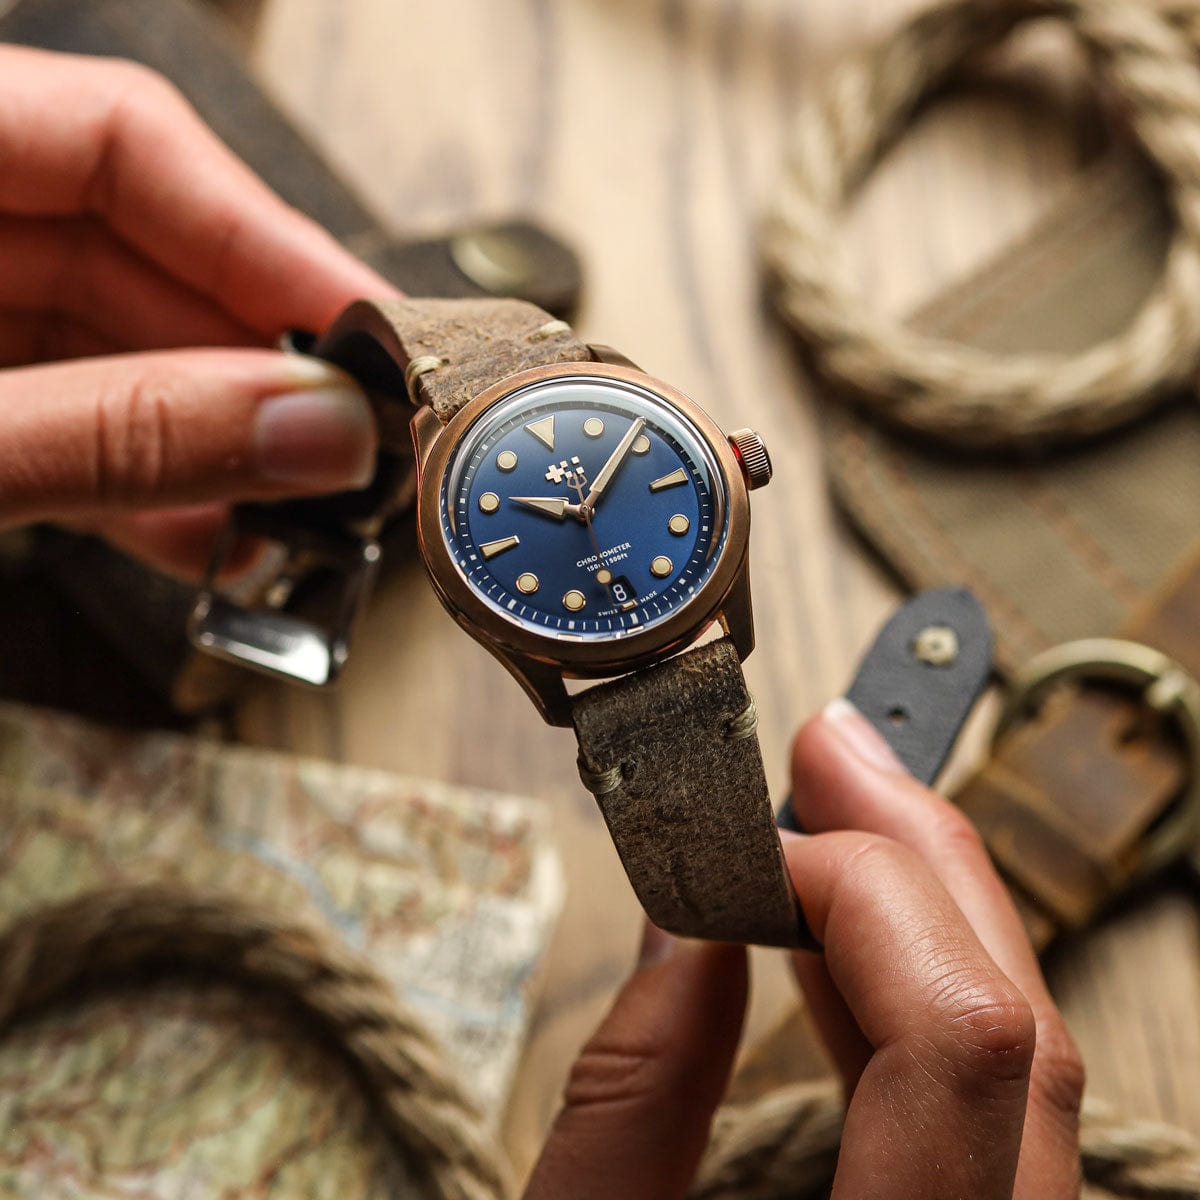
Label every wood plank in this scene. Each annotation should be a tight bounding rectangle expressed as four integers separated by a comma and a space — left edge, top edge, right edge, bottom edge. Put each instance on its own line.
234, 0, 1200, 1180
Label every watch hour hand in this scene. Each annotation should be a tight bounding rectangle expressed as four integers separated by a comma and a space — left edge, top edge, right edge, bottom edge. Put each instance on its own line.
582, 417, 645, 514
509, 495, 572, 520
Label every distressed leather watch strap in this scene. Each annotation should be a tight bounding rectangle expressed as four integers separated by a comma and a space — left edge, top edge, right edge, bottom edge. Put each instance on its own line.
573, 637, 806, 948
322, 303, 799, 946
317, 297, 593, 429
346, 304, 802, 946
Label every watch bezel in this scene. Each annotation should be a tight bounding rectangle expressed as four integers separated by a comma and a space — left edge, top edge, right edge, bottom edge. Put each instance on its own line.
415, 361, 750, 678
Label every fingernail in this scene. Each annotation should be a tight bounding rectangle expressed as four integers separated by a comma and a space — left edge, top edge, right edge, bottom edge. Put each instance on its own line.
636, 921, 677, 970
822, 697, 905, 774
254, 360, 376, 489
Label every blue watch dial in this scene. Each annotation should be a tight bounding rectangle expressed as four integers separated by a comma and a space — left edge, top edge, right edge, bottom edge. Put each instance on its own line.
439, 375, 729, 642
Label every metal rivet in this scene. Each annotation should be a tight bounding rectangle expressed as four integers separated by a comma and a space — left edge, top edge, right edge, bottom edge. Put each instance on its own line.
913, 625, 958, 667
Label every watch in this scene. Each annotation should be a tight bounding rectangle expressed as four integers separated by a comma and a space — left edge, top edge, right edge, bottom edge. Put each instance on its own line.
224, 296, 804, 948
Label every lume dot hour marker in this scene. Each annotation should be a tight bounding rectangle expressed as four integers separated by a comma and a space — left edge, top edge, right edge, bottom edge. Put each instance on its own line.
563, 589, 587, 612
516, 572, 540, 595
478, 492, 500, 514
668, 513, 690, 535
480, 535, 520, 560
595, 568, 614, 585
496, 450, 518, 472
631, 433, 651, 455
650, 555, 674, 578
583, 417, 605, 438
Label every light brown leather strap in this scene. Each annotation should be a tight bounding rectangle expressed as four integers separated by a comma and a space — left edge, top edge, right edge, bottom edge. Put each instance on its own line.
956, 548, 1200, 951
321, 301, 797, 946
572, 637, 806, 948
315, 297, 592, 441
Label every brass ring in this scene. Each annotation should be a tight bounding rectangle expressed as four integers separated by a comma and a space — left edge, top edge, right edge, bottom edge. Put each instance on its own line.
996, 637, 1200, 881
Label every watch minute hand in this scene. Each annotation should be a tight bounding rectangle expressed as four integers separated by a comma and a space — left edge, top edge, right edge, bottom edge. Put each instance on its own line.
583, 417, 646, 513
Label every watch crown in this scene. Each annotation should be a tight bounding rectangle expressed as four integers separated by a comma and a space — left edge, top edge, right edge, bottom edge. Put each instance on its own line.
728, 428, 772, 490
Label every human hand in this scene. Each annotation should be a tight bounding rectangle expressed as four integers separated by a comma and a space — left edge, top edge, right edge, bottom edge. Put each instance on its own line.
0, 45, 398, 577
523, 701, 1083, 1200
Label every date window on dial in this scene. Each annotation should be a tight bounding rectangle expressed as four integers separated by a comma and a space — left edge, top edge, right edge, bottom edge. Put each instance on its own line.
601, 573, 638, 610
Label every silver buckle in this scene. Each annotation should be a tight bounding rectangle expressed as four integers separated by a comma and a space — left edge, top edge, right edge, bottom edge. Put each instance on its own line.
188, 506, 381, 687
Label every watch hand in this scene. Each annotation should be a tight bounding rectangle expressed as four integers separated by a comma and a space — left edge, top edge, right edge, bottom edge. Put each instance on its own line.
580, 504, 614, 600
582, 417, 645, 515
509, 496, 572, 520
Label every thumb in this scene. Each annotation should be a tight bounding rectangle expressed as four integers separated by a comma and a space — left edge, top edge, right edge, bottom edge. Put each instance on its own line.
524, 925, 747, 1200
0, 348, 377, 527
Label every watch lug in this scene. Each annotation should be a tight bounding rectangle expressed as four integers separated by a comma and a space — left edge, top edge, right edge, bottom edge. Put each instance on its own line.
719, 554, 756, 661
410, 405, 443, 476
587, 343, 644, 372
488, 648, 574, 726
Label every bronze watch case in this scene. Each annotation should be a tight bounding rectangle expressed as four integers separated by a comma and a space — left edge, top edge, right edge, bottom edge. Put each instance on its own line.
413, 360, 755, 726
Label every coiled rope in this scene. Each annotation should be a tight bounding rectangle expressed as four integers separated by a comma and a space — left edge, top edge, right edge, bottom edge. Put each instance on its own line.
0, 884, 512, 1200
762, 0, 1200, 445
3, 882, 1200, 1198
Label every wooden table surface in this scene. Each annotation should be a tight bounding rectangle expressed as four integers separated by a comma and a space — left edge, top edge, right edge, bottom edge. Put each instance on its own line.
217, 0, 1200, 1181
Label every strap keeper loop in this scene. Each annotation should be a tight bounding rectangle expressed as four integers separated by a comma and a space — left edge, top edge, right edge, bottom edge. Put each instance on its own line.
404, 354, 445, 404
530, 319, 572, 342
724, 698, 759, 741
577, 756, 623, 797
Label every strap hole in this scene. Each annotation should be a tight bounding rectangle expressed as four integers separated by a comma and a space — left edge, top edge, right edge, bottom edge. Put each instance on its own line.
887, 706, 909, 726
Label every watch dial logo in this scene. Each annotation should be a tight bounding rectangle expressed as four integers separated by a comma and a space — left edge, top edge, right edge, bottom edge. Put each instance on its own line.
545, 455, 587, 489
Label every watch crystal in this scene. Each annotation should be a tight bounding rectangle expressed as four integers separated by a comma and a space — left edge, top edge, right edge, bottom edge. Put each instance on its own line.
439, 375, 729, 641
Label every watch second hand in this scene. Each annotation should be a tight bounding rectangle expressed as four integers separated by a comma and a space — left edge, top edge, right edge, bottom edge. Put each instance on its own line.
568, 471, 615, 602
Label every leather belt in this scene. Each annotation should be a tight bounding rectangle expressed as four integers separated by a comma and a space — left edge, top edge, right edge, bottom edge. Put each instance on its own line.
956, 548, 1200, 951
776, 576, 1200, 957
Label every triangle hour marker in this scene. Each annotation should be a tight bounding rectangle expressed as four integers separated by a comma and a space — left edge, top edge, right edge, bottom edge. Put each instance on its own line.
525, 416, 555, 451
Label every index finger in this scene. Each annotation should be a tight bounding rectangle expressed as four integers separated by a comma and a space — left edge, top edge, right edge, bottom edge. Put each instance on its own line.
782, 830, 1036, 1200
791, 705, 1085, 1199
0, 45, 396, 335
